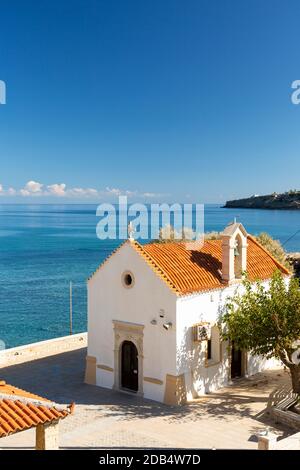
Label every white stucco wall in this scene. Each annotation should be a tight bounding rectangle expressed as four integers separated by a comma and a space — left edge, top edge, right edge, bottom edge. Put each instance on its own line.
176, 288, 230, 399
176, 281, 283, 399
247, 354, 282, 376
87, 241, 177, 402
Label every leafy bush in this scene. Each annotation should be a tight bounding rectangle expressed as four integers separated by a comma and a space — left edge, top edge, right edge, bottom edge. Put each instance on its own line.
220, 272, 300, 393
254, 232, 290, 269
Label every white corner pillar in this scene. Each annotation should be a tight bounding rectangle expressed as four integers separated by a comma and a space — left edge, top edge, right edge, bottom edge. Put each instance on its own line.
257, 433, 278, 450
36, 421, 60, 450
221, 238, 235, 283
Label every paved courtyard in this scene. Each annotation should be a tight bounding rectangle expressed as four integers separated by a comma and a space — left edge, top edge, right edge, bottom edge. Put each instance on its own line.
0, 347, 293, 449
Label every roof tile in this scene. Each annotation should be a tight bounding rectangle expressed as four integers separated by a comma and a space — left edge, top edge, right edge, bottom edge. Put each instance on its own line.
130, 235, 289, 295
0, 382, 74, 438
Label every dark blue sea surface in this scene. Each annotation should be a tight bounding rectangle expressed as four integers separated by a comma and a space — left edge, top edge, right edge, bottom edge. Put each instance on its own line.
0, 204, 299, 348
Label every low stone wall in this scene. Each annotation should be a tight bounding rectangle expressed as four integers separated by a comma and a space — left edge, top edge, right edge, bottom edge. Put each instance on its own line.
258, 431, 300, 450
0, 333, 87, 368
276, 431, 300, 450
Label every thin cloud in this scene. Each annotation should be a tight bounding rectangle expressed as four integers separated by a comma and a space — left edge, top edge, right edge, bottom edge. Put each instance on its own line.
67, 187, 99, 198
0, 184, 17, 196
142, 192, 166, 198
20, 180, 43, 196
0, 181, 166, 200
47, 183, 66, 197
104, 187, 137, 197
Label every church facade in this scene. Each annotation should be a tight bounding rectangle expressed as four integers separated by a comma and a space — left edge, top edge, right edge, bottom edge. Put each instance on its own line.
85, 222, 289, 405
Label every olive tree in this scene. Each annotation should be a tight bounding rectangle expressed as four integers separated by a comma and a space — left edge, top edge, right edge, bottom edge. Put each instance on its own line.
220, 271, 300, 393
255, 232, 290, 270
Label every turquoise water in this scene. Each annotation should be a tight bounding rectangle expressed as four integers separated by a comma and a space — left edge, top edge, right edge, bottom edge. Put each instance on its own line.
0, 204, 299, 348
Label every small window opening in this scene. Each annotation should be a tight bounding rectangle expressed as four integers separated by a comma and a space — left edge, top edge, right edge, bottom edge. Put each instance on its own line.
122, 271, 134, 288
207, 339, 212, 360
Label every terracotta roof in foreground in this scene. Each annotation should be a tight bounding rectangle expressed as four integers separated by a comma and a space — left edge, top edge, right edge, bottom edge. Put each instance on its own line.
131, 235, 290, 295
0, 380, 74, 437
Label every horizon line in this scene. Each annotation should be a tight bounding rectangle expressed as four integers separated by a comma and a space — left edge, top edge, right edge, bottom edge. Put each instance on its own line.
0, 201, 225, 206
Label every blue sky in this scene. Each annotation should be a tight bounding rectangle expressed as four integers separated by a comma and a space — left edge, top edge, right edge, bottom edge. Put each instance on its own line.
0, 0, 300, 203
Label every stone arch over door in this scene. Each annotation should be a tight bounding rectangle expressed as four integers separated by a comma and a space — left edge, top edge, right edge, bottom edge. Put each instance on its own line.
112, 320, 144, 396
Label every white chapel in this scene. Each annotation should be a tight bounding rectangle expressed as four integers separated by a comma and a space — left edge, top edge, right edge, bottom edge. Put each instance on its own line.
85, 222, 289, 405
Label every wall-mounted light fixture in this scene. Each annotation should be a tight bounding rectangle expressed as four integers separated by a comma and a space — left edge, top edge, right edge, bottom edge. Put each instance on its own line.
159, 309, 165, 318
150, 319, 157, 325
163, 322, 172, 331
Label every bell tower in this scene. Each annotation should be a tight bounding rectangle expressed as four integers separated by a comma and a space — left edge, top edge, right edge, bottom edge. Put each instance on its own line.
221, 221, 248, 283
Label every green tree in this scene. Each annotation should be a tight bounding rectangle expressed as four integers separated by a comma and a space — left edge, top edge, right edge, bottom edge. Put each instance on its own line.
155, 225, 220, 243
220, 271, 300, 393
155, 225, 196, 243
255, 232, 290, 270
204, 231, 220, 240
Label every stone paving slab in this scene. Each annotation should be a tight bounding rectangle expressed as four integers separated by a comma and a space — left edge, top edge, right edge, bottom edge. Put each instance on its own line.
0, 347, 293, 449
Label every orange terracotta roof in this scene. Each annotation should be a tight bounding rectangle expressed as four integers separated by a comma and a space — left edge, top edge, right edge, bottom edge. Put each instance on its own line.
0, 380, 74, 437
130, 235, 290, 295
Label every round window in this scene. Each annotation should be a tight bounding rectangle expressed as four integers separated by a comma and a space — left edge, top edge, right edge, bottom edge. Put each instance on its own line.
122, 271, 134, 288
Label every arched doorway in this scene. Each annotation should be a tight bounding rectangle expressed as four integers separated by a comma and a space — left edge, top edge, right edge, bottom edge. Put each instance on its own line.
121, 341, 138, 392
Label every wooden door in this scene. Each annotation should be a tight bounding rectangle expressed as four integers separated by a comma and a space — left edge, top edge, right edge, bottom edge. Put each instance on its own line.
121, 341, 138, 391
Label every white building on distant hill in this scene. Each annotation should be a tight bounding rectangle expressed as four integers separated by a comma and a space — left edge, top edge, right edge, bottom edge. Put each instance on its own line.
85, 222, 289, 405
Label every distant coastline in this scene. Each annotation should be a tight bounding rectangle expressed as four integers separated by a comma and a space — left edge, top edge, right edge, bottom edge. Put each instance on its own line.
224, 191, 300, 210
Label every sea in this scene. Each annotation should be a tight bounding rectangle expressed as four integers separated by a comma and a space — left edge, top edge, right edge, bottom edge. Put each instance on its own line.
0, 203, 299, 348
